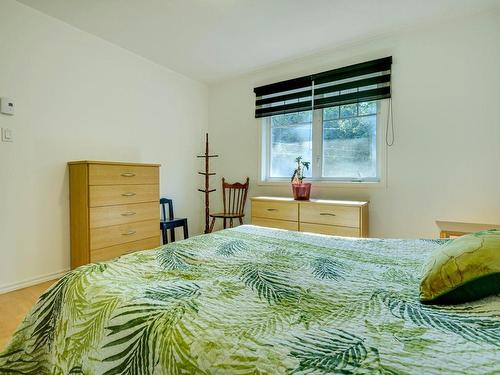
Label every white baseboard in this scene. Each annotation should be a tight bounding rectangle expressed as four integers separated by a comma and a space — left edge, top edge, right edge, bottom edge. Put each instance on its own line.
0, 269, 70, 295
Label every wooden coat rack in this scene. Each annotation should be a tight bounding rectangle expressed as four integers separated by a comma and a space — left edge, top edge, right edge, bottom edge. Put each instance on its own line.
197, 133, 218, 233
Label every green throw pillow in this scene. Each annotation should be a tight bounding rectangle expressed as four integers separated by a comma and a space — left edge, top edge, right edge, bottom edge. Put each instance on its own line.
420, 229, 500, 304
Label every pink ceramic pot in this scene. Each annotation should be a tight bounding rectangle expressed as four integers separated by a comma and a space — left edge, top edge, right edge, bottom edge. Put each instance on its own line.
291, 182, 311, 200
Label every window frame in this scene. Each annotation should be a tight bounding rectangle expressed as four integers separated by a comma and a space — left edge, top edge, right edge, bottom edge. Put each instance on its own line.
259, 100, 388, 187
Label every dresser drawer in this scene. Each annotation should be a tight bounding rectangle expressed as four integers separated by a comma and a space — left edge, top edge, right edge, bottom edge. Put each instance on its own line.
252, 217, 299, 231
89, 164, 159, 185
300, 222, 360, 237
90, 219, 159, 249
89, 184, 159, 207
90, 236, 160, 262
252, 200, 298, 221
90, 202, 158, 228
300, 203, 360, 227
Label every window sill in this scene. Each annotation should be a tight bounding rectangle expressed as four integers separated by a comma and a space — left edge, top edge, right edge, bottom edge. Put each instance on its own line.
257, 179, 385, 189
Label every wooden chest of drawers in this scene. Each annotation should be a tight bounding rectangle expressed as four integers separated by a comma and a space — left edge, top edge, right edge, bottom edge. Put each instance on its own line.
68, 161, 161, 268
251, 197, 368, 237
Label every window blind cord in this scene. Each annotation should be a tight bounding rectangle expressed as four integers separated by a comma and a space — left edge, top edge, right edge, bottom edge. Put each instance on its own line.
385, 97, 395, 146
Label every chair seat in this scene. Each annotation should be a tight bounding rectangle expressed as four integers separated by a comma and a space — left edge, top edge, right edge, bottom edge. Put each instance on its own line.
160, 218, 187, 228
209, 212, 245, 219
161, 217, 187, 223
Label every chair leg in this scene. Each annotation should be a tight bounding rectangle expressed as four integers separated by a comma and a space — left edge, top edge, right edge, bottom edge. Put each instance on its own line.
161, 227, 168, 245
229, 218, 233, 228
238, 217, 243, 225
223, 218, 227, 229
183, 220, 189, 239
209, 217, 216, 233
170, 227, 176, 243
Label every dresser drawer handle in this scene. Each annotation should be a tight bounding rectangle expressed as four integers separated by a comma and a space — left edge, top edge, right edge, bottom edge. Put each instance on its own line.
266, 208, 278, 212
320, 212, 336, 216
121, 211, 136, 217
121, 172, 136, 177
122, 230, 137, 236
121, 192, 137, 197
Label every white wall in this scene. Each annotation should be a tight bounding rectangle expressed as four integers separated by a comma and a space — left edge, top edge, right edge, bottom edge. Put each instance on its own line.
208, 9, 500, 238
1, 2, 499, 292
0, 0, 208, 291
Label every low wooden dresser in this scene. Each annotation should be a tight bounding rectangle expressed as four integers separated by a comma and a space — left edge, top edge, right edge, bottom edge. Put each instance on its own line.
251, 197, 368, 237
68, 161, 161, 269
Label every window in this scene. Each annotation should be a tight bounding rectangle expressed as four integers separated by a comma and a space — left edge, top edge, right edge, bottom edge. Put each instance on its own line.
262, 100, 382, 183
255, 57, 392, 183
269, 111, 312, 178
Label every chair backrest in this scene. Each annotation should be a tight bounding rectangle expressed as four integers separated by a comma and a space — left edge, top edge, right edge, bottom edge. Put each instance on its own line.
160, 198, 174, 221
222, 177, 250, 215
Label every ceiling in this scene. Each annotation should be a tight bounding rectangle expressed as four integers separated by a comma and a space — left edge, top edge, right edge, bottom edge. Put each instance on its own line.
17, 0, 500, 83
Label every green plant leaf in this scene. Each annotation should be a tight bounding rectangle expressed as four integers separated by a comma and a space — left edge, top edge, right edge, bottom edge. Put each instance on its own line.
65, 295, 120, 365
68, 365, 85, 374
310, 257, 345, 280
371, 290, 500, 346
239, 262, 301, 304
0, 349, 47, 374
216, 240, 247, 256
157, 246, 199, 270
29, 269, 83, 350
101, 282, 202, 374
143, 283, 200, 302
289, 328, 384, 373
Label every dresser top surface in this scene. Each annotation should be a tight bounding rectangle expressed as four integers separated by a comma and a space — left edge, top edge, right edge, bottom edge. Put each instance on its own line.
436, 220, 500, 233
68, 160, 161, 167
251, 196, 368, 207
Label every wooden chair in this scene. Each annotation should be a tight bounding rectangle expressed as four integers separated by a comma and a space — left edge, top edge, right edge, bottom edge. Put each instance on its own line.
160, 198, 188, 244
208, 177, 249, 232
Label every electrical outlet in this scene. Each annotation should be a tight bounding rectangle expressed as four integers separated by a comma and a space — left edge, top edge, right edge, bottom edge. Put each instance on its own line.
0, 98, 15, 115
1, 128, 13, 142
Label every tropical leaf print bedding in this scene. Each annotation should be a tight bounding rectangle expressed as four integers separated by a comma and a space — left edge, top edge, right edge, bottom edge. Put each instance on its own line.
1, 225, 499, 374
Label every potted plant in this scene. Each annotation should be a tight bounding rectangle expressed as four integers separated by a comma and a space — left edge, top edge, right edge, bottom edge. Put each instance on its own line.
291, 156, 311, 200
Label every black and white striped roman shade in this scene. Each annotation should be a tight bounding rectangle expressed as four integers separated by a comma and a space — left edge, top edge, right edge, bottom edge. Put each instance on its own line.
254, 57, 392, 118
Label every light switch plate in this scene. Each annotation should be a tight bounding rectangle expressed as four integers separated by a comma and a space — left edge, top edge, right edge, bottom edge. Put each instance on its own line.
0, 97, 15, 115
1, 128, 13, 142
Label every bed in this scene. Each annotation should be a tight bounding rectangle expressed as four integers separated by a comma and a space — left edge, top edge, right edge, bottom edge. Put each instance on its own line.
1, 225, 499, 374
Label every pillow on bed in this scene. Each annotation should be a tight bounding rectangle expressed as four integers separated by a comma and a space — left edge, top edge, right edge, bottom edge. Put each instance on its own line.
420, 229, 500, 304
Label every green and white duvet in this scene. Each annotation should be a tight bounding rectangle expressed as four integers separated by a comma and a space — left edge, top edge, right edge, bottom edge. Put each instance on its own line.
1, 225, 499, 374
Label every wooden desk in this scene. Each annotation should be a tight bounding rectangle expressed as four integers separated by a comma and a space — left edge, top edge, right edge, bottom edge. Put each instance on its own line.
436, 221, 500, 238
